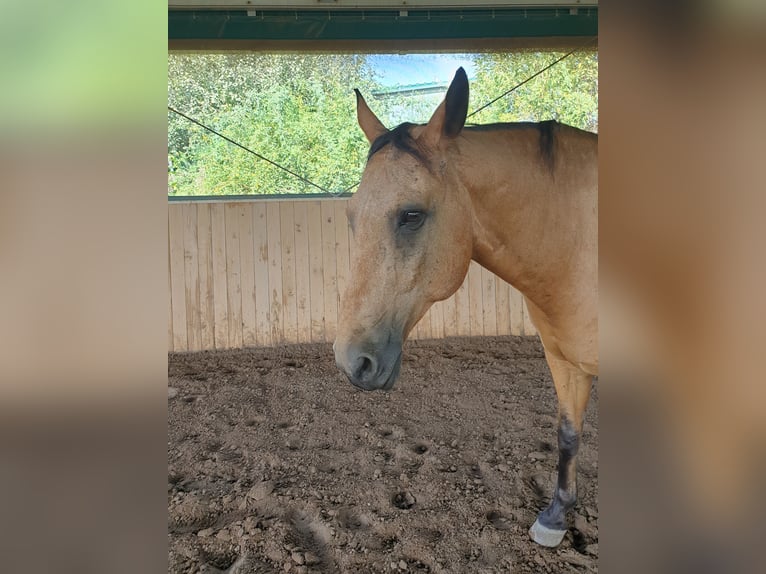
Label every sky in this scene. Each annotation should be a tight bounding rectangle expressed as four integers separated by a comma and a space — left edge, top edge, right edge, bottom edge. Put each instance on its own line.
367, 54, 476, 87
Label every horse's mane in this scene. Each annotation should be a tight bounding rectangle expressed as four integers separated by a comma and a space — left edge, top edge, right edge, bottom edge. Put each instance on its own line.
368, 119, 564, 174
464, 120, 560, 173
368, 122, 427, 164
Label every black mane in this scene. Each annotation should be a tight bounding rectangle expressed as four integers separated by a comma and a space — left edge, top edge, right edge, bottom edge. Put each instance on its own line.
367, 119, 560, 173
464, 120, 559, 173
368, 122, 427, 164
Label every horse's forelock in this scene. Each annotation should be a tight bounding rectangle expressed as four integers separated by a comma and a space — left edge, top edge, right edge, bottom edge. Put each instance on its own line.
367, 123, 429, 165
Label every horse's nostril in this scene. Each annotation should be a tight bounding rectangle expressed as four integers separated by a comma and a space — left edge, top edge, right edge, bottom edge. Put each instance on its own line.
354, 353, 377, 382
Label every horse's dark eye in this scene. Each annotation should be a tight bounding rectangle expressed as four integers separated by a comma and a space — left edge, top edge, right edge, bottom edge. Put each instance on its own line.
399, 210, 426, 231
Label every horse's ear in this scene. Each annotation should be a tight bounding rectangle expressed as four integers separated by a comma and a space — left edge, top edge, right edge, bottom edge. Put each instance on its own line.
420, 67, 469, 148
355, 88, 388, 144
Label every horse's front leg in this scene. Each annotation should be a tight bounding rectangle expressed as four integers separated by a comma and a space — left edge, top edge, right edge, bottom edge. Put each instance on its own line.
529, 356, 594, 547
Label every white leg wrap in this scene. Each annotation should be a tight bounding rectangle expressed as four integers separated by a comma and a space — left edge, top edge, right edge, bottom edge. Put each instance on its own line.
529, 518, 567, 547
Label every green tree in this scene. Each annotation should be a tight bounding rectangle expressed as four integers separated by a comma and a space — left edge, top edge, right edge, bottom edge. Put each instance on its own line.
468, 51, 598, 131
167, 51, 598, 197
168, 54, 378, 196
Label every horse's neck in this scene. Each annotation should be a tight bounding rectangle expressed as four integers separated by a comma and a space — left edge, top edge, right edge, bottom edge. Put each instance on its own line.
455, 127, 597, 310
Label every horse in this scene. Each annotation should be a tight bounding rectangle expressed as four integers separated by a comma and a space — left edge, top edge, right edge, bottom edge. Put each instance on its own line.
333, 67, 597, 547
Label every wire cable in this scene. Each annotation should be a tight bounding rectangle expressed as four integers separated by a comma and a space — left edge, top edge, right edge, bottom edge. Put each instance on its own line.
467, 36, 597, 119
169, 38, 597, 195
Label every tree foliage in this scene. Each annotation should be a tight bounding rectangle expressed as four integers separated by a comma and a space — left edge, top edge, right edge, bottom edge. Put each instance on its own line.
469, 51, 598, 131
168, 54, 377, 196
168, 51, 597, 196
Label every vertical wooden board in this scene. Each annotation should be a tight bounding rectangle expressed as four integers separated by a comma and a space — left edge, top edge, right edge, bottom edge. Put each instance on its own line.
167, 214, 173, 353
412, 302, 425, 340
238, 204, 257, 347
441, 287, 458, 337
307, 201, 326, 342
182, 203, 202, 351
467, 261, 484, 336
430, 299, 446, 340
509, 285, 524, 336
168, 204, 188, 351
196, 204, 215, 351
411, 311, 422, 340
481, 266, 498, 336
321, 201, 339, 341
224, 203, 243, 348
210, 203, 229, 349
293, 202, 312, 343
266, 202, 284, 344
419, 306, 434, 340
522, 297, 538, 336
454, 274, 472, 336
494, 276, 511, 336
333, 200, 351, 320
252, 202, 271, 347
280, 202, 298, 344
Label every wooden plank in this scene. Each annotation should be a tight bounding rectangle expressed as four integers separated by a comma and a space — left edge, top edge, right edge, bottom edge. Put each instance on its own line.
293, 201, 312, 343
321, 201, 339, 341
182, 203, 202, 351
210, 203, 229, 349
333, 200, 351, 326
522, 297, 538, 336
407, 319, 423, 340
441, 286, 458, 337
430, 300, 446, 340
196, 203, 215, 351
266, 202, 284, 344
467, 261, 484, 336
454, 273, 471, 336
168, 205, 188, 351
494, 276, 511, 336
419, 306, 433, 340
224, 203, 243, 348
280, 202, 298, 343
509, 285, 524, 336
410, 303, 423, 340
481, 266, 498, 337
238, 203, 257, 347
167, 212, 173, 353
410, 320, 420, 340
252, 202, 271, 347
307, 201, 326, 342
173, 198, 553, 349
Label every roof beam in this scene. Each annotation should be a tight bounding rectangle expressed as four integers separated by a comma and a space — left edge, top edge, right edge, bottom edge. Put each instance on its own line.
169, 7, 598, 50
169, 1, 597, 9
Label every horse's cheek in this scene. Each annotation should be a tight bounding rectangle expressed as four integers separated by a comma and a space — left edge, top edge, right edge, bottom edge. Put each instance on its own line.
429, 249, 471, 302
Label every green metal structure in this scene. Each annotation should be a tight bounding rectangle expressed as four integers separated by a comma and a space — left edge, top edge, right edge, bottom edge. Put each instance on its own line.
169, 4, 597, 47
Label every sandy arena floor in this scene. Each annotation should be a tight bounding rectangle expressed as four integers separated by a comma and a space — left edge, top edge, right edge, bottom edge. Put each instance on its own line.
168, 336, 598, 573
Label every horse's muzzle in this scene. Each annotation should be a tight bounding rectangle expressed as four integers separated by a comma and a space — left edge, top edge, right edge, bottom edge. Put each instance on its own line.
334, 339, 403, 391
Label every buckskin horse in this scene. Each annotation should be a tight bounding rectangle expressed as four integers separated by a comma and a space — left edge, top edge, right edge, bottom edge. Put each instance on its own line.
334, 68, 597, 547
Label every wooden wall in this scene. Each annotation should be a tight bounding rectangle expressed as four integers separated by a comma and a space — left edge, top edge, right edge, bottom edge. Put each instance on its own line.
168, 198, 537, 352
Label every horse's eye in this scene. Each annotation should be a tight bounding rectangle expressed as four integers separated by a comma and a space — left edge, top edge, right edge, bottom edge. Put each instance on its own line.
399, 210, 426, 231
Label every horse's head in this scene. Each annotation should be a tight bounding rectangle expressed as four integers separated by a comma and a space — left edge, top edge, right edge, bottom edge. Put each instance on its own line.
334, 68, 474, 391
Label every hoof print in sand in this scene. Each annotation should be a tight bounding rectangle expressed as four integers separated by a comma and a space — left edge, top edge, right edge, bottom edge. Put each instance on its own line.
391, 491, 416, 510
486, 509, 514, 531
